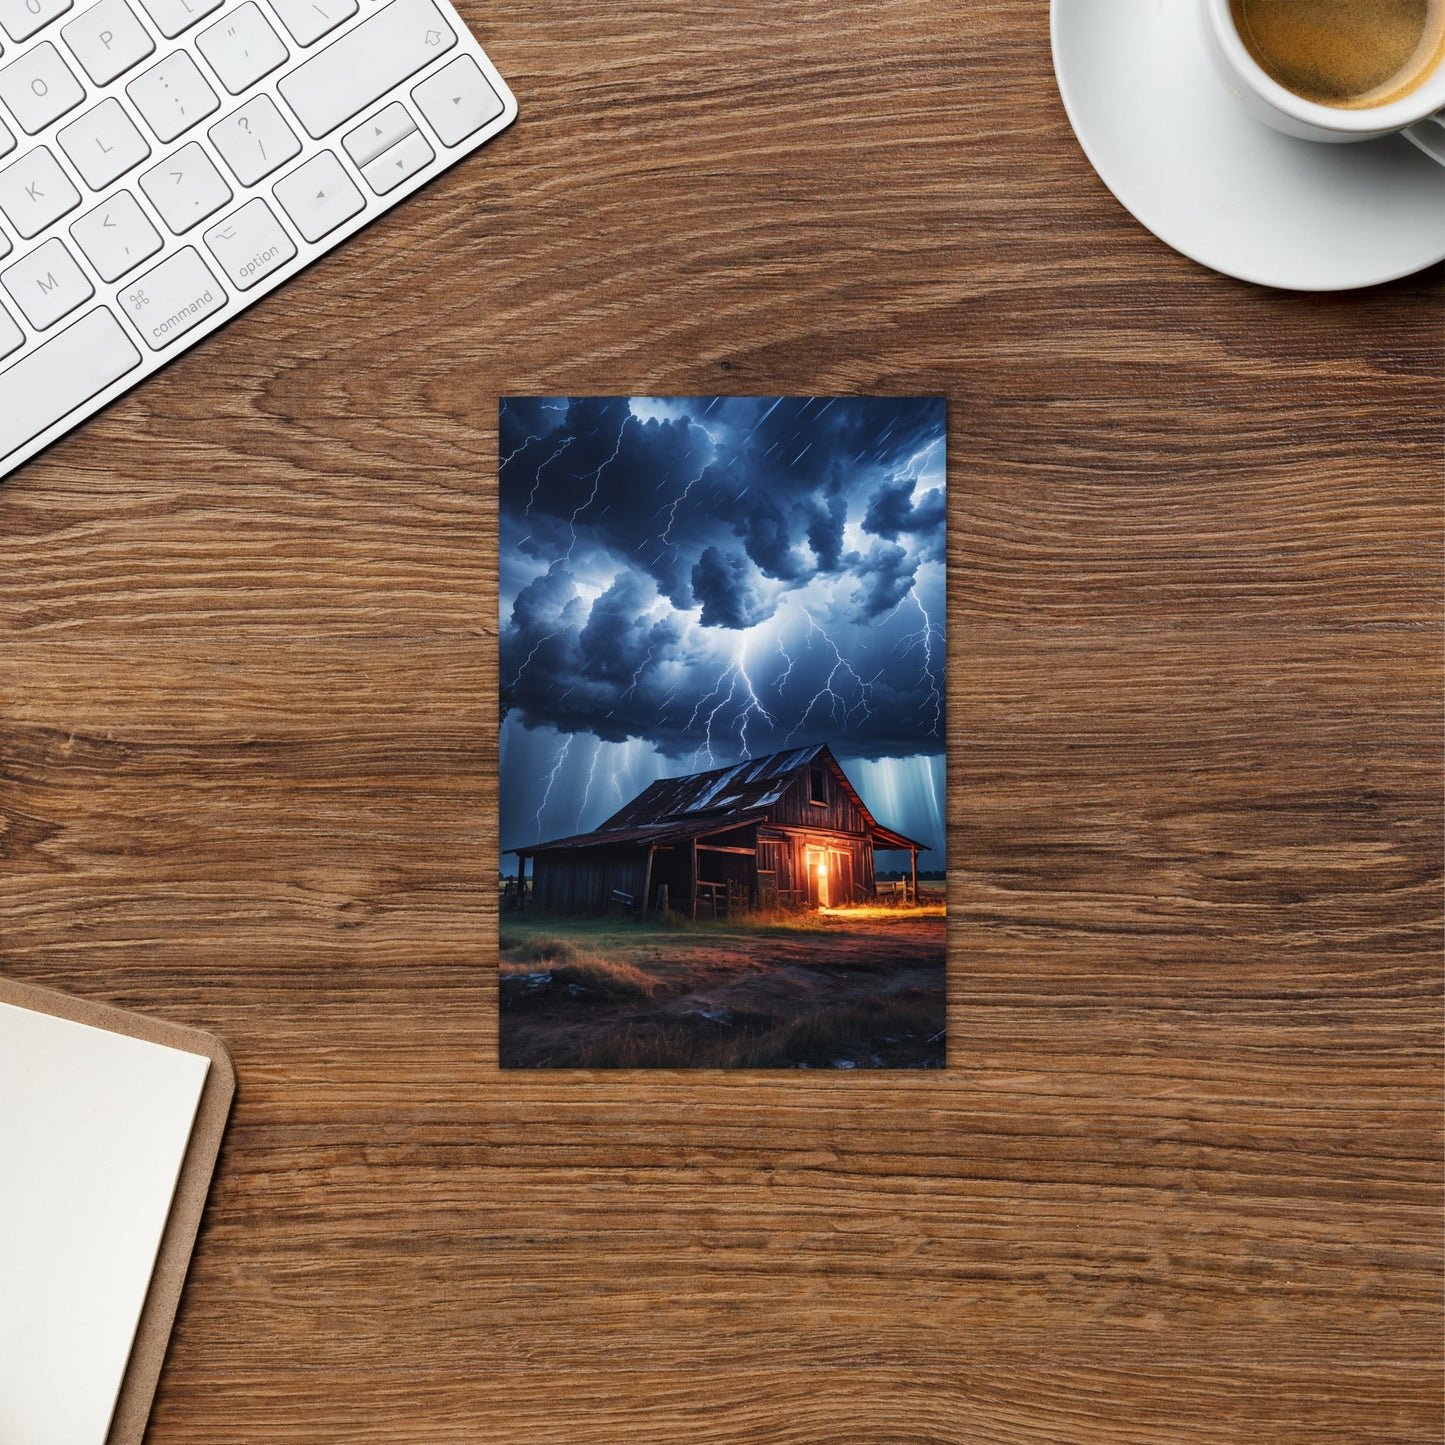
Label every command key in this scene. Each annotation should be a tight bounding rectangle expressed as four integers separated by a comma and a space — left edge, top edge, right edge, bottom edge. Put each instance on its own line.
119, 246, 227, 350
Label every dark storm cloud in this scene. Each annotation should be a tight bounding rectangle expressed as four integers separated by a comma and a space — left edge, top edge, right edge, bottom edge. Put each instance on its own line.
806, 493, 848, 572
691, 546, 771, 629
578, 572, 667, 684
849, 542, 917, 622
862, 475, 947, 542
510, 560, 582, 631
499, 396, 946, 761
727, 492, 811, 582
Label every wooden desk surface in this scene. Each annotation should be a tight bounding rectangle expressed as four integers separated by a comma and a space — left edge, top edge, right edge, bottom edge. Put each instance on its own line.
2, 2, 1441, 1439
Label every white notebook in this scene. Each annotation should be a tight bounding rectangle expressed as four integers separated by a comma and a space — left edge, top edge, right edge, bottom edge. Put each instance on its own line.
0, 1000, 211, 1445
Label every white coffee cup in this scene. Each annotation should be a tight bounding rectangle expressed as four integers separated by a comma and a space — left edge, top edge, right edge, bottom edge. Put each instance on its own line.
1202, 0, 1445, 164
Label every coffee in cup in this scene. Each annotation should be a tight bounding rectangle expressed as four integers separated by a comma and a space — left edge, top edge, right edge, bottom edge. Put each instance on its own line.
1228, 0, 1445, 109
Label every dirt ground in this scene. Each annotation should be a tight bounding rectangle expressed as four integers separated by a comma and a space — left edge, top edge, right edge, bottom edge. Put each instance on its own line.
498, 911, 946, 1069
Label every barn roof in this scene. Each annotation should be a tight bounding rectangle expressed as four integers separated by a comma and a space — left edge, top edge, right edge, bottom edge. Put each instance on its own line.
602, 743, 828, 828
511, 742, 928, 856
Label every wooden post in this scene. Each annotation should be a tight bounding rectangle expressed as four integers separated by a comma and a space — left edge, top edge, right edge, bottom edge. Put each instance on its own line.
517, 852, 528, 911
910, 847, 918, 903
689, 837, 698, 921
640, 846, 654, 919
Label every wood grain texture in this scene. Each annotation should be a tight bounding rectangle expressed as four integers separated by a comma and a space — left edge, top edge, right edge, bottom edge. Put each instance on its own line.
1, 1, 1441, 1439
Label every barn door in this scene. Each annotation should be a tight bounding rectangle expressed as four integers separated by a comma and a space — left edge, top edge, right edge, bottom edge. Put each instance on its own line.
805, 847, 827, 908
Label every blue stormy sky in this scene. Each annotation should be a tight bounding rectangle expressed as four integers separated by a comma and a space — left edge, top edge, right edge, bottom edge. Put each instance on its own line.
499, 396, 947, 869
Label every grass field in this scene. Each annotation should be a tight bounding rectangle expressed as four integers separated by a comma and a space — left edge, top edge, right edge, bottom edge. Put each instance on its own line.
498, 897, 946, 1069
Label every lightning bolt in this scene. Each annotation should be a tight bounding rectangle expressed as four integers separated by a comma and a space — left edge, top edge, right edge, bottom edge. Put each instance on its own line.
534, 735, 573, 840
783, 606, 878, 742
621, 643, 655, 700
576, 741, 601, 831
681, 635, 778, 768
500, 431, 545, 470
510, 629, 560, 688
662, 465, 708, 550
685, 668, 735, 769
902, 590, 944, 737
524, 435, 574, 516
895, 432, 944, 484
733, 635, 776, 758
652, 417, 725, 551
564, 413, 630, 558
876, 590, 912, 628
774, 629, 799, 699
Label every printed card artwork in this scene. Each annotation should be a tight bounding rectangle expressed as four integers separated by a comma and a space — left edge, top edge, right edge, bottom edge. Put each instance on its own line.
499, 397, 946, 1069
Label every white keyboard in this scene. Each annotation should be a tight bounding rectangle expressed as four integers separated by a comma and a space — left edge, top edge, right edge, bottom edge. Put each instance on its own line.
0, 0, 515, 478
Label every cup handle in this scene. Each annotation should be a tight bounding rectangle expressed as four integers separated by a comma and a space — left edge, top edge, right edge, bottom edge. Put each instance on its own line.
1403, 112, 1445, 165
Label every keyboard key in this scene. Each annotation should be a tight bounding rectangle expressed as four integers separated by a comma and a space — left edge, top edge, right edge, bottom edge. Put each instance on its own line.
117, 244, 224, 348
277, 0, 454, 140
267, 0, 354, 47
197, 2, 286, 95
3, 235, 92, 328
0, 229, 9, 260
272, 148, 361, 241
0, 0, 72, 44
63, 0, 155, 85
342, 100, 413, 167
0, 301, 20, 357
209, 93, 298, 185
0, 146, 80, 237
360, 126, 430, 194
70, 187, 161, 280
203, 195, 294, 289
412, 55, 501, 147
0, 116, 12, 159
0, 42, 86, 135
134, 0, 219, 38
139, 139, 230, 232
0, 307, 140, 458
58, 96, 150, 189
127, 50, 218, 142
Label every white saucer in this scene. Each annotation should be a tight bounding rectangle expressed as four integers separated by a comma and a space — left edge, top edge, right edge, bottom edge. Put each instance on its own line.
1051, 0, 1445, 290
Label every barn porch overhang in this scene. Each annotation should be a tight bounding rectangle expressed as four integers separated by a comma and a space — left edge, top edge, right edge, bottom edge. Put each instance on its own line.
754, 820, 929, 854
867, 823, 930, 853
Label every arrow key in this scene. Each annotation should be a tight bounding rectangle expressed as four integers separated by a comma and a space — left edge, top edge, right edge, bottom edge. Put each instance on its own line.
70, 189, 163, 282
272, 149, 364, 243
343, 101, 416, 169
360, 127, 433, 196
412, 55, 504, 148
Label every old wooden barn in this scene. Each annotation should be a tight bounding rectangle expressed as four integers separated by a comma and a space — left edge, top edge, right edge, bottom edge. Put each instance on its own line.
510, 743, 929, 916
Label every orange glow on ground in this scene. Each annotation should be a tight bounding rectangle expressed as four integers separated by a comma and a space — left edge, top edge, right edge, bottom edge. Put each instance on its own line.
817, 903, 946, 921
